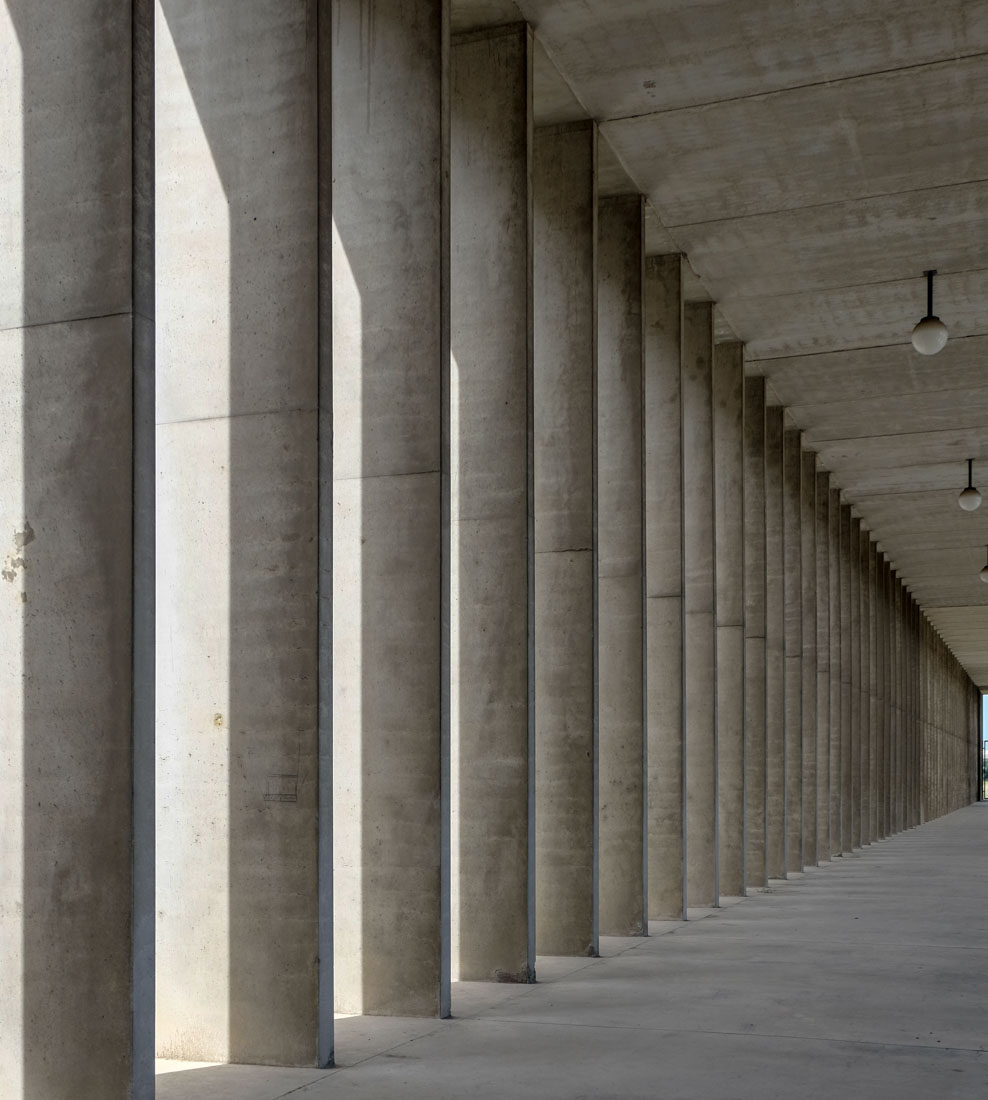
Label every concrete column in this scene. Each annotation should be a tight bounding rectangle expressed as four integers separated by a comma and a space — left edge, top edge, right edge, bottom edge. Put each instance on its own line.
597, 194, 646, 935
713, 342, 745, 897
839, 504, 853, 852
155, 0, 322, 1063
888, 580, 897, 827
644, 255, 686, 920
849, 518, 862, 848
743, 377, 767, 889
858, 527, 871, 845
909, 603, 920, 826
534, 121, 597, 957
450, 24, 534, 983
867, 542, 879, 843
815, 471, 831, 863
886, 563, 896, 833
915, 616, 924, 822
782, 429, 802, 872
332, 0, 448, 1018
764, 406, 786, 878
0, 3, 151, 1095
800, 450, 817, 865
876, 552, 888, 839
683, 302, 717, 906
882, 557, 893, 836
909, 603, 916, 824
828, 487, 842, 856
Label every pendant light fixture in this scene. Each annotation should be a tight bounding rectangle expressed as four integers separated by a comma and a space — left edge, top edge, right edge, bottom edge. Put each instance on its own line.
958, 459, 982, 511
911, 269, 948, 355
981, 546, 988, 584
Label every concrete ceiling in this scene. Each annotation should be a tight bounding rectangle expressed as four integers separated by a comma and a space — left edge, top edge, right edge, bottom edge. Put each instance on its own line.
453, 0, 988, 689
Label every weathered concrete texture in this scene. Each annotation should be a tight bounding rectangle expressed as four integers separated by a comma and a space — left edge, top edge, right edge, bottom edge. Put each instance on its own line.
0, 3, 141, 1097
782, 430, 802, 872
828, 488, 843, 856
815, 471, 831, 863
534, 121, 597, 957
450, 23, 534, 985
683, 301, 717, 907
1, 318, 135, 1099
131, 7, 155, 1092
713, 342, 745, 897
800, 450, 817, 865
839, 505, 853, 852
597, 195, 645, 936
742, 377, 767, 889
763, 407, 786, 878
332, 0, 446, 1017
644, 254, 685, 920
155, 0, 320, 1062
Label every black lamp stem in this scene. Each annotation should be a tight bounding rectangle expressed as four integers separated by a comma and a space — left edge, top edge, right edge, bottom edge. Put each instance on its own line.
969, 459, 975, 490
925, 269, 936, 318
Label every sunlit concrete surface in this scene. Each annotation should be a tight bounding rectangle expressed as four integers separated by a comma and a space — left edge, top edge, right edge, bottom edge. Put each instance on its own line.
156, 803, 988, 1099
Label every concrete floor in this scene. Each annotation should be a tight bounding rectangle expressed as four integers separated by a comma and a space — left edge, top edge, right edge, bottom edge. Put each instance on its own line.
156, 803, 988, 1099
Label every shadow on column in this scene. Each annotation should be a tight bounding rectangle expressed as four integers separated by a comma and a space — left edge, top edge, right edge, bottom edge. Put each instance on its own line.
330, 0, 447, 1020
158, 0, 321, 1066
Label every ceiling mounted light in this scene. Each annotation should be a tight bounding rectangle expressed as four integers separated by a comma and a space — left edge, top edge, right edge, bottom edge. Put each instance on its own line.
959, 459, 982, 511
981, 546, 988, 584
911, 269, 948, 355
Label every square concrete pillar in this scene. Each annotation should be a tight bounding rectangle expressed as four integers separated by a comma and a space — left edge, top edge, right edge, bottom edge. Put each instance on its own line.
332, 0, 449, 1018
743, 377, 767, 889
815, 471, 831, 863
881, 556, 893, 836
155, 0, 322, 1064
875, 554, 886, 838
683, 301, 717, 907
861, 534, 875, 845
828, 488, 843, 856
597, 195, 646, 936
850, 518, 862, 848
0, 3, 153, 1097
839, 504, 853, 852
888, 576, 897, 831
800, 450, 817, 866
713, 342, 745, 898
782, 429, 802, 873
533, 121, 598, 957
450, 23, 535, 985
644, 254, 686, 920
764, 406, 786, 878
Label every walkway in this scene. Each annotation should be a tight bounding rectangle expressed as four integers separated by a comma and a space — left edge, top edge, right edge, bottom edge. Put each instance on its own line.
156, 803, 988, 1099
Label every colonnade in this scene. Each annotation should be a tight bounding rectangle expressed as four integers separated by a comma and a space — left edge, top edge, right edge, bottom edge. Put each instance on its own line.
0, 4, 982, 1098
